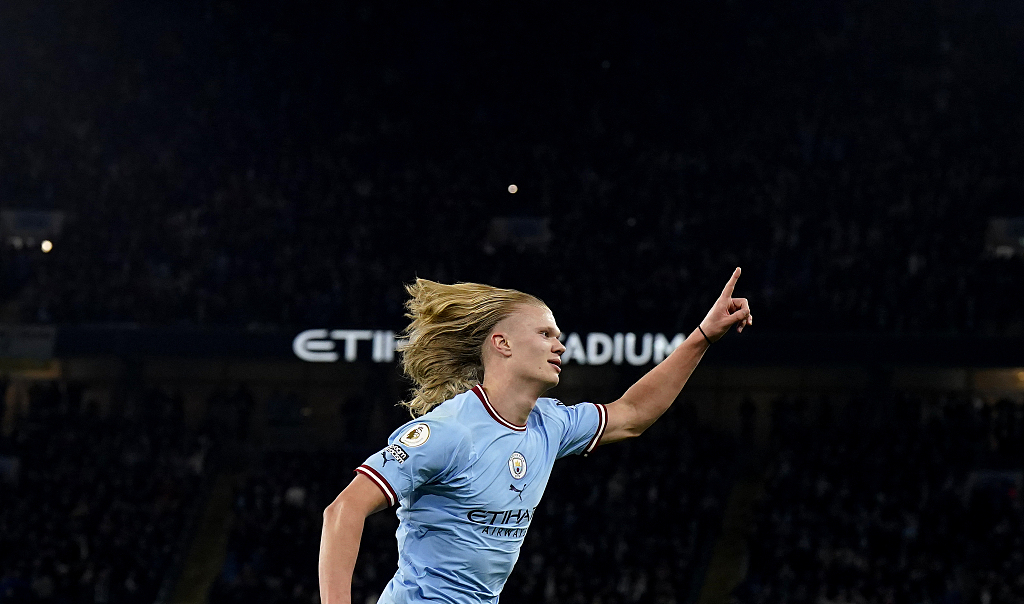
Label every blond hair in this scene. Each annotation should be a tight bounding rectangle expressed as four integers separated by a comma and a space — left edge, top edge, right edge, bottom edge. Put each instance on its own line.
398, 278, 545, 417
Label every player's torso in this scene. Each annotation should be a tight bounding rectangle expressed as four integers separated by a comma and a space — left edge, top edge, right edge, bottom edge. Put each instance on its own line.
452, 426, 552, 539
404, 408, 559, 545
383, 395, 571, 603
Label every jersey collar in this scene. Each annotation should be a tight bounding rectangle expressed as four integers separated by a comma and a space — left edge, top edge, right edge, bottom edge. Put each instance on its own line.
471, 385, 527, 432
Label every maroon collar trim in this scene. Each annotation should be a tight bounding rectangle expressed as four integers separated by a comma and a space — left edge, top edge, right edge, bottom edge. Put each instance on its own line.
471, 385, 527, 431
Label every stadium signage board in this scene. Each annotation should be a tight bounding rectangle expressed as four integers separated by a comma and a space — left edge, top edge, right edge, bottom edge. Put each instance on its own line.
292, 329, 685, 366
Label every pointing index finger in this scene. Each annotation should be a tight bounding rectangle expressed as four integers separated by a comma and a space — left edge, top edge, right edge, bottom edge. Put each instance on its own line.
721, 267, 742, 298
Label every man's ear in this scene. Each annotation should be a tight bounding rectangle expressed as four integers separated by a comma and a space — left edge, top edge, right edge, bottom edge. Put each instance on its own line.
489, 331, 513, 358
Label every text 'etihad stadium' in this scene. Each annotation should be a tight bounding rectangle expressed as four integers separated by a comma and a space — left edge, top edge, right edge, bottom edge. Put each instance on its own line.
293, 329, 686, 366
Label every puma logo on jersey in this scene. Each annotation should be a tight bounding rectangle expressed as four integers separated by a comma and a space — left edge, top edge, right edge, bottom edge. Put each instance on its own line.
509, 483, 528, 501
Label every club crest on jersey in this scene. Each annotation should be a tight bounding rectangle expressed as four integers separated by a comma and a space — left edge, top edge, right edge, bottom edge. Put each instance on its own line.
399, 423, 430, 447
508, 452, 527, 480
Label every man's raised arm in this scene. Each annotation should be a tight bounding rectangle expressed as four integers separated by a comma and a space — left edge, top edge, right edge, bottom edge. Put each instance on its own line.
319, 474, 390, 604
600, 267, 752, 444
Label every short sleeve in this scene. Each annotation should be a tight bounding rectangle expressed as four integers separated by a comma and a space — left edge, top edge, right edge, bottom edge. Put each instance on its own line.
356, 419, 464, 508
553, 401, 608, 459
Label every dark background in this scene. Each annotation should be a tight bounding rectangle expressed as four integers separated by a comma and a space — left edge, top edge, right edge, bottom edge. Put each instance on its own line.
1, 1, 1023, 603
2, 0, 1022, 334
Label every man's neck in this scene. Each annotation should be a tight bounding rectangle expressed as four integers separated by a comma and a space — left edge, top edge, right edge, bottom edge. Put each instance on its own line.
479, 377, 543, 427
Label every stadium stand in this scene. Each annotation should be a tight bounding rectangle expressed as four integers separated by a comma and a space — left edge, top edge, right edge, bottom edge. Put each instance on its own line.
0, 0, 1022, 334
1, 0, 1023, 603
208, 450, 396, 604
734, 391, 1024, 604
0, 382, 212, 603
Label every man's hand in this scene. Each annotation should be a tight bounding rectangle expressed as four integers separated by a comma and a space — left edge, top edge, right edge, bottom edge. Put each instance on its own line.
699, 267, 752, 342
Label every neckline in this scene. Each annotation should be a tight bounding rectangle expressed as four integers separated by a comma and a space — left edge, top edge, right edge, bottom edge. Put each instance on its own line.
471, 385, 527, 432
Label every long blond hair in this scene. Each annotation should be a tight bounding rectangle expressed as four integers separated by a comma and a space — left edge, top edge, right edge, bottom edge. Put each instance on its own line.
398, 278, 545, 417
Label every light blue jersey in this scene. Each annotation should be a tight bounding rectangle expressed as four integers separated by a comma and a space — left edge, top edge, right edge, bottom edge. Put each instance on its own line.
356, 385, 608, 604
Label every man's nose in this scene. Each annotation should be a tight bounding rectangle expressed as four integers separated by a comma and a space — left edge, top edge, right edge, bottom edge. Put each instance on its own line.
554, 340, 566, 354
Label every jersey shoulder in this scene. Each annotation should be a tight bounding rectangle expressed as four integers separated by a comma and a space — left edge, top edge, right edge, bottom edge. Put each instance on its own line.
531, 396, 574, 423
387, 390, 476, 449
531, 397, 602, 431
534, 396, 568, 411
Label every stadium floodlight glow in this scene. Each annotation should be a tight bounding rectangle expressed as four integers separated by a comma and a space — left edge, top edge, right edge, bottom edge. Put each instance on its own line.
41, 240, 53, 253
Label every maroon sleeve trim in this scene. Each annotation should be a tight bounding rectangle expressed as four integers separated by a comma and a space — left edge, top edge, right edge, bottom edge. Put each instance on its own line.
354, 465, 398, 507
584, 403, 608, 454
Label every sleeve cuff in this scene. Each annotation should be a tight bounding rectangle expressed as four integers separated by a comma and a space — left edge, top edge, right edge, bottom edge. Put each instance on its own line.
355, 465, 398, 507
583, 403, 608, 455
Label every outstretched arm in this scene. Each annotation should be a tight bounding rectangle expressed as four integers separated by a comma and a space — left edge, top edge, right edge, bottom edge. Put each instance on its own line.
600, 267, 752, 444
319, 474, 389, 604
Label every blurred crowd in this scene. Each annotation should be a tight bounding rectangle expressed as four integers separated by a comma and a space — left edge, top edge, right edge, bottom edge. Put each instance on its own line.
735, 391, 1024, 604
1, 0, 1023, 334
208, 450, 395, 604
209, 401, 735, 604
4, 371, 1024, 604
0, 382, 211, 604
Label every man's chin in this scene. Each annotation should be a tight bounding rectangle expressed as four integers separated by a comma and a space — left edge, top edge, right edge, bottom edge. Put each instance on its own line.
525, 373, 559, 396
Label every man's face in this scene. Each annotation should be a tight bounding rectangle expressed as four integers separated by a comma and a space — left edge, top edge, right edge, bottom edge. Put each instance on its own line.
499, 304, 566, 392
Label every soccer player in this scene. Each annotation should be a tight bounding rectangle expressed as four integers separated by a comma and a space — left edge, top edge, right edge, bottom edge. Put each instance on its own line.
319, 269, 753, 604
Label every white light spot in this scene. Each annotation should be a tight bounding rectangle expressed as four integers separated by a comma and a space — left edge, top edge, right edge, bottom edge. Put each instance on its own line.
41, 240, 53, 253
508, 184, 518, 194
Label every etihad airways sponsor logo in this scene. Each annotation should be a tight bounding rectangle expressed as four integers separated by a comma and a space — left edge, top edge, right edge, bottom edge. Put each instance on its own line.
467, 507, 537, 538
467, 508, 536, 526
294, 329, 684, 366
